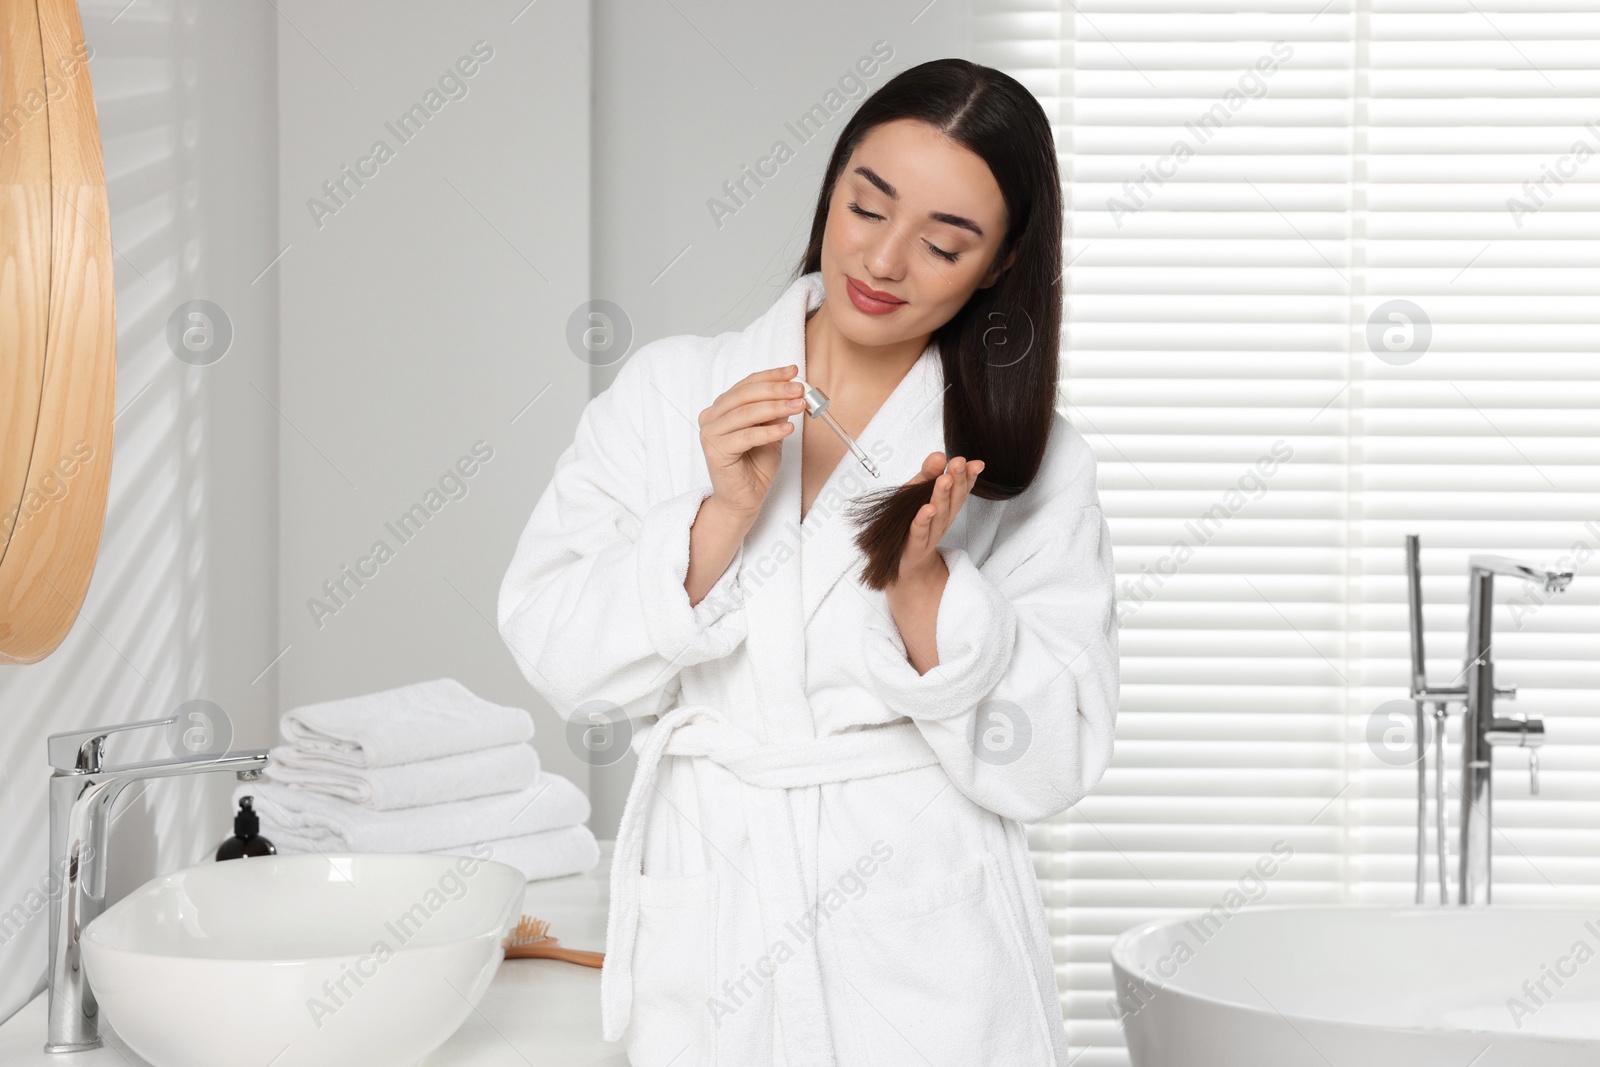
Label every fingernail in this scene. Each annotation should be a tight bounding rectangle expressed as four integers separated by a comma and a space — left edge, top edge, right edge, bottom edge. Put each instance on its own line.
787, 382, 802, 394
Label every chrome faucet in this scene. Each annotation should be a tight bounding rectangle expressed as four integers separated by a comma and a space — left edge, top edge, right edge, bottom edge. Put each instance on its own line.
1405, 535, 1574, 906
44, 716, 269, 1053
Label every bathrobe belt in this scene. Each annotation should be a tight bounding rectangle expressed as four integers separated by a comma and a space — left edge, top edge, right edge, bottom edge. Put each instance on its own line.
600, 702, 943, 1063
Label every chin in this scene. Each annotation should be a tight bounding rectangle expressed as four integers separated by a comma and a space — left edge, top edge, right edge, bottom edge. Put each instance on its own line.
839, 310, 922, 349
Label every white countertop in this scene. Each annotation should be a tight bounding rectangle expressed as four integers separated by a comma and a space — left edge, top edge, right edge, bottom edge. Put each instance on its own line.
0, 841, 627, 1067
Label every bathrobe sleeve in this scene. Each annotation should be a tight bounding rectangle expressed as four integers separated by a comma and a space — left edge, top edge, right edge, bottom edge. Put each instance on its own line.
861, 422, 1119, 824
497, 342, 749, 724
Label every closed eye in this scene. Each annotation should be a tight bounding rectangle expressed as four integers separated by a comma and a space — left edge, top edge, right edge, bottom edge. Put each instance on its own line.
846, 201, 962, 263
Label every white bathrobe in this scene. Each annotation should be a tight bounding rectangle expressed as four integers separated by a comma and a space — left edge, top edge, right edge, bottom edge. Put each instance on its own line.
498, 271, 1118, 1067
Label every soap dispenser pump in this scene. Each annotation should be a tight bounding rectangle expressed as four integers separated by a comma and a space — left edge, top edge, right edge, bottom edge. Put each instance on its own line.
216, 795, 276, 860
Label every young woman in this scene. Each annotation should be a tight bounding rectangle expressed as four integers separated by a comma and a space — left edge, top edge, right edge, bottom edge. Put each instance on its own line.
499, 58, 1118, 1067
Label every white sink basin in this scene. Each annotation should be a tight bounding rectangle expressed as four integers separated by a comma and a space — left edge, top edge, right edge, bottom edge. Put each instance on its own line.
80, 851, 527, 1067
1112, 905, 1600, 1067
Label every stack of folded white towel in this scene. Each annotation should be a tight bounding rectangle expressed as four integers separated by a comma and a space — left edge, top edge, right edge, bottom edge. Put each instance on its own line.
232, 677, 599, 882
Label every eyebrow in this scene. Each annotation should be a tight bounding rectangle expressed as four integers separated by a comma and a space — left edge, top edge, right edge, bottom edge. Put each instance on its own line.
851, 165, 986, 239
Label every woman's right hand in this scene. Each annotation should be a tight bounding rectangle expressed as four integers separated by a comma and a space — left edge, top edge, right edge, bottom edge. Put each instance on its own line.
697, 363, 805, 521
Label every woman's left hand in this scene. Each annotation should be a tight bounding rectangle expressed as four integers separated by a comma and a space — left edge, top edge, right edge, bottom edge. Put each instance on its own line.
897, 452, 984, 584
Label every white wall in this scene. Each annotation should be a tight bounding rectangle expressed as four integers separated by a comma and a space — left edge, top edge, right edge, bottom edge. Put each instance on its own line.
273, 2, 594, 797
0, 0, 280, 1027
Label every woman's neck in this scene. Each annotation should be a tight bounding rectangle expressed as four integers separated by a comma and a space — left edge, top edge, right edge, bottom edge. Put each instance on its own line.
803, 297, 930, 410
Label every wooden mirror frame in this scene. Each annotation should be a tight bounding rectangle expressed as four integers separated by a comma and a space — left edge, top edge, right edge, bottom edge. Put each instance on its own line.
0, 0, 116, 664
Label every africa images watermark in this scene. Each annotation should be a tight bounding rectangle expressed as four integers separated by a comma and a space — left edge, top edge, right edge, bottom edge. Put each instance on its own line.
707, 39, 896, 229
1107, 41, 1294, 227
1108, 840, 1296, 1024
1506, 519, 1600, 630
305, 840, 496, 1028
0, 39, 93, 147
1505, 918, 1600, 1029
1506, 117, 1600, 228
0, 843, 97, 949
1116, 440, 1295, 624
306, 440, 495, 629
0, 441, 96, 543
305, 40, 496, 230
709, 838, 895, 1027
695, 437, 896, 618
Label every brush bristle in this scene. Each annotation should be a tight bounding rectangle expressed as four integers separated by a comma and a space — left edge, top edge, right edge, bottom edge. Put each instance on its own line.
510, 915, 551, 946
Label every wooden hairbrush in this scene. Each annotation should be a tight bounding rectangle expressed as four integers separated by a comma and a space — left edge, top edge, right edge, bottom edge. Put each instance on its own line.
503, 915, 605, 968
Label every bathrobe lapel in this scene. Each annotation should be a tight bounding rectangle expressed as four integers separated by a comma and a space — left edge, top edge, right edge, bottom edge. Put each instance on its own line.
794, 344, 945, 630
733, 273, 947, 740
710, 274, 947, 1064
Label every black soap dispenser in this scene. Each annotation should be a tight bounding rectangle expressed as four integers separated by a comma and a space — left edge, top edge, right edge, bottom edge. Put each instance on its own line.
216, 795, 276, 861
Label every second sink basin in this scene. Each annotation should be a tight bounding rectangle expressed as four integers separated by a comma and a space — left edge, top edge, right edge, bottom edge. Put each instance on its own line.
1112, 905, 1600, 1066
80, 850, 527, 1067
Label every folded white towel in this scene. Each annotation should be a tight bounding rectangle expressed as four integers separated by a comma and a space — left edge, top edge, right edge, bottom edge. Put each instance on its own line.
262, 742, 541, 810
433, 824, 601, 882
263, 823, 601, 883
234, 771, 589, 853
277, 677, 533, 767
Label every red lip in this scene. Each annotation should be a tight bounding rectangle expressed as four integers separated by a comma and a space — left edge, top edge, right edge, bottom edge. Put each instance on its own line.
844, 275, 908, 313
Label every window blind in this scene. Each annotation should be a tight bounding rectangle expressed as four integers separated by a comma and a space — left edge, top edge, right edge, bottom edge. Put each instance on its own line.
974, 1, 1600, 1062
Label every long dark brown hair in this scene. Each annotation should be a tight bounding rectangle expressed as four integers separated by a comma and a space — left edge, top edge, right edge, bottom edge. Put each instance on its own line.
796, 58, 1064, 590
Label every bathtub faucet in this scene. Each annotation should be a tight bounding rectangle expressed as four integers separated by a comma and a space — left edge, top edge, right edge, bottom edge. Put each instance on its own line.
1404, 536, 1573, 906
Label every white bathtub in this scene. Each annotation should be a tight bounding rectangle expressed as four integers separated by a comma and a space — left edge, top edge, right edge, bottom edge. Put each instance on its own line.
1111, 906, 1600, 1067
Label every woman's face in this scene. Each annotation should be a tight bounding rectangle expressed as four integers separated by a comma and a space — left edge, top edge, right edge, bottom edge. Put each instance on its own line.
817, 117, 1014, 348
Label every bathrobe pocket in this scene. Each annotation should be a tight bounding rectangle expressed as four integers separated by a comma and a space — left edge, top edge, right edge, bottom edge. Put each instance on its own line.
629, 869, 717, 1062
835, 855, 1055, 1065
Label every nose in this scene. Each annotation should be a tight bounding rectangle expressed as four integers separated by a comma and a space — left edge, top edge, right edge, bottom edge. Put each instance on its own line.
862, 222, 909, 282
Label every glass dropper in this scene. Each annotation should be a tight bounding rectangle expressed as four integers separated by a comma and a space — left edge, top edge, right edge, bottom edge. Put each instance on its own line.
797, 380, 880, 478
